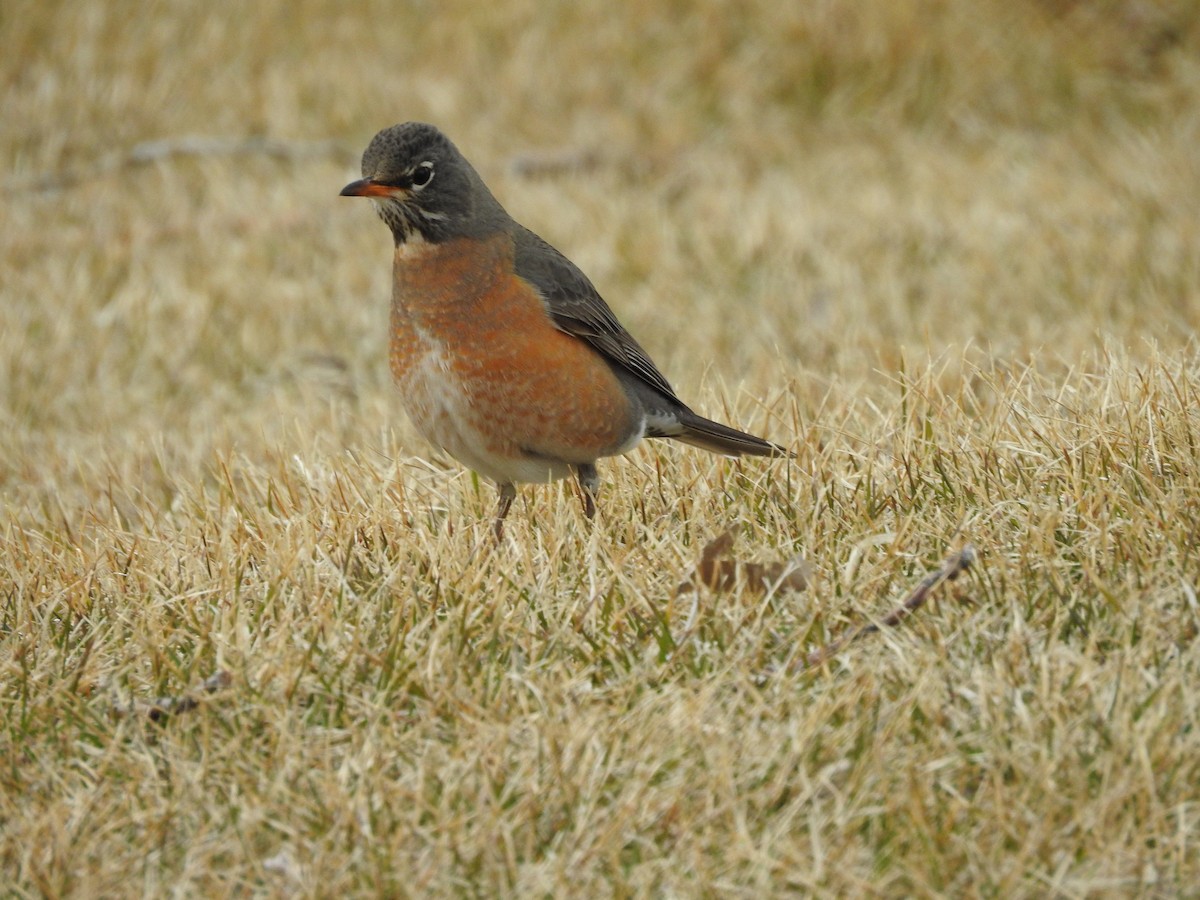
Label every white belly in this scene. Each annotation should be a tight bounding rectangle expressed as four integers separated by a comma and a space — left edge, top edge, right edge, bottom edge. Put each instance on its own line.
399, 345, 574, 486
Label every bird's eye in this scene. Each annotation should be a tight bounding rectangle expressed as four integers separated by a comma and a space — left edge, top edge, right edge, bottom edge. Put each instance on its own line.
411, 162, 434, 188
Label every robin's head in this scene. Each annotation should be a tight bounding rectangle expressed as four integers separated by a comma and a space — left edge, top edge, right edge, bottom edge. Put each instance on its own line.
340, 122, 506, 245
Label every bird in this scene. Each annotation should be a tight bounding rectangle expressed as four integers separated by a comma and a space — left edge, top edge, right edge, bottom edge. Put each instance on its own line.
340, 122, 789, 539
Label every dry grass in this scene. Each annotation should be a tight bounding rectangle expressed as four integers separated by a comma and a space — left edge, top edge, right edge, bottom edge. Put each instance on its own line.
4, 0, 1200, 895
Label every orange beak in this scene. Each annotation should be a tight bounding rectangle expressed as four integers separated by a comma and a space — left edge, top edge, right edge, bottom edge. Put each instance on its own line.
339, 178, 393, 198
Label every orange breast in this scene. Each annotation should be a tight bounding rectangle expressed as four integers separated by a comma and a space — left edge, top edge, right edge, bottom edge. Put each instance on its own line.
387, 233, 639, 478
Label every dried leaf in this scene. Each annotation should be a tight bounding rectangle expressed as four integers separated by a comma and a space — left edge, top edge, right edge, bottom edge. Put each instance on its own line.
677, 531, 811, 597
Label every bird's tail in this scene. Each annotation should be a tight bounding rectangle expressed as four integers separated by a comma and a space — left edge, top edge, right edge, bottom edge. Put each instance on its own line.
667, 409, 793, 458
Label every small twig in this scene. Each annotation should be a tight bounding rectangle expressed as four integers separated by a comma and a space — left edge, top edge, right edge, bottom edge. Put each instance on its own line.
509, 147, 602, 178
10, 136, 358, 194
799, 544, 976, 671
110, 670, 232, 722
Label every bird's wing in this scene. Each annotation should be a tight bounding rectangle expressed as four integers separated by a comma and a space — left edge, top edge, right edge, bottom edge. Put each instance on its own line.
512, 225, 679, 400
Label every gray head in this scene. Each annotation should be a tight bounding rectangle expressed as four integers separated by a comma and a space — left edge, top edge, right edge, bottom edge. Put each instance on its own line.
339, 122, 508, 244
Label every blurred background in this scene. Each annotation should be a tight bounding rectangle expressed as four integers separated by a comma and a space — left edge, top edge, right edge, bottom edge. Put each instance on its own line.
4, 0, 1199, 510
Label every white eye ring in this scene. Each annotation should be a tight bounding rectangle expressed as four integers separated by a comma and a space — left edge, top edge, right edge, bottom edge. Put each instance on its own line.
411, 161, 434, 189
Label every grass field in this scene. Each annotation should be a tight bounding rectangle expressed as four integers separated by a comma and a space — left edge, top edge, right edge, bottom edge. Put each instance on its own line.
4, 0, 1200, 895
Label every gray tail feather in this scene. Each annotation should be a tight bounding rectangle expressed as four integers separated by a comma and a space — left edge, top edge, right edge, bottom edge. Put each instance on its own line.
666, 410, 793, 458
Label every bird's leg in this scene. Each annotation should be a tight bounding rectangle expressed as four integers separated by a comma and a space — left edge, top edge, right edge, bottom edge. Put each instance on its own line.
493, 482, 517, 542
573, 463, 599, 519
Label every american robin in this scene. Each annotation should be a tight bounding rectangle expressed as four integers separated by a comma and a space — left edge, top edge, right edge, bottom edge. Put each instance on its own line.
341, 122, 789, 538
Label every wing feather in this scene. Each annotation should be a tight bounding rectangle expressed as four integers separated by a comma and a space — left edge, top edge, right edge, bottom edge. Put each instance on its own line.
512, 226, 678, 400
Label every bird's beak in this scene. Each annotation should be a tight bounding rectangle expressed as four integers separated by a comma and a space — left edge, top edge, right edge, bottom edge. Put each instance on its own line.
339, 178, 392, 198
